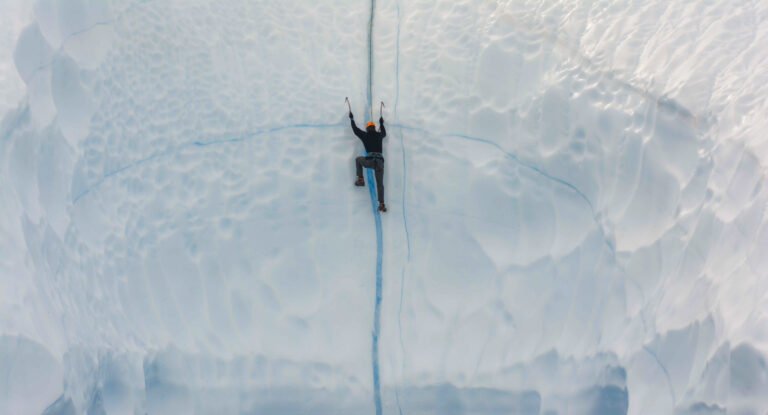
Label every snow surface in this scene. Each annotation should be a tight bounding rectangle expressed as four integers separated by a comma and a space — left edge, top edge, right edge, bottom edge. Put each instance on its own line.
1, 0, 768, 414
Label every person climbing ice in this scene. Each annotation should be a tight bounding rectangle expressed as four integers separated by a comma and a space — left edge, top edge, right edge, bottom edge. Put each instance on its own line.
348, 102, 387, 213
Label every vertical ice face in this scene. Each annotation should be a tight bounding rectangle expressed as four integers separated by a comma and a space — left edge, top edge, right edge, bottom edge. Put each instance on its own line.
375, 1, 768, 413
1, 1, 768, 414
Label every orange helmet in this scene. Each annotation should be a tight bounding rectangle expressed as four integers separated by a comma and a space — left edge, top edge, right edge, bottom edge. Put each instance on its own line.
366, 121, 376, 128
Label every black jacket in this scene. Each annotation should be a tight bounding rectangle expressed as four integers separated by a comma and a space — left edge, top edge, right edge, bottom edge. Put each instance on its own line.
351, 119, 386, 153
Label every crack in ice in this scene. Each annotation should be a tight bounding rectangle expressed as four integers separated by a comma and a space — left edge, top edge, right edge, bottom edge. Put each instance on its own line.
72, 122, 342, 203
643, 345, 677, 406
21, 0, 153, 81
394, 2, 409, 414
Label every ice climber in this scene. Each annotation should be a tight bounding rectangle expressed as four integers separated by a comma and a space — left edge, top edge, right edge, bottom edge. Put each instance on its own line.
349, 110, 387, 213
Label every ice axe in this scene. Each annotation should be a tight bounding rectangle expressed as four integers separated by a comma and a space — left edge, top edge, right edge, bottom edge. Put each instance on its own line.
379, 101, 385, 119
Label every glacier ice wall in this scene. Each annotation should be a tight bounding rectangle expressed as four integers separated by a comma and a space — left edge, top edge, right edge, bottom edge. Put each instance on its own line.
1, 1, 768, 414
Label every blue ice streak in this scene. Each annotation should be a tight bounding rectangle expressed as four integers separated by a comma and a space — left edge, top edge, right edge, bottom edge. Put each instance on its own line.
366, 0, 384, 414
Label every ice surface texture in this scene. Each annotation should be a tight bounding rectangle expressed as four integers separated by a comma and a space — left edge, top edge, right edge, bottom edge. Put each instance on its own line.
1, 0, 768, 414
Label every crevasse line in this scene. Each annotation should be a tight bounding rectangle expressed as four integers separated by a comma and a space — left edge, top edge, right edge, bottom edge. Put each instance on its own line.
72, 122, 341, 203
394, 1, 408, 414
391, 123, 624, 258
